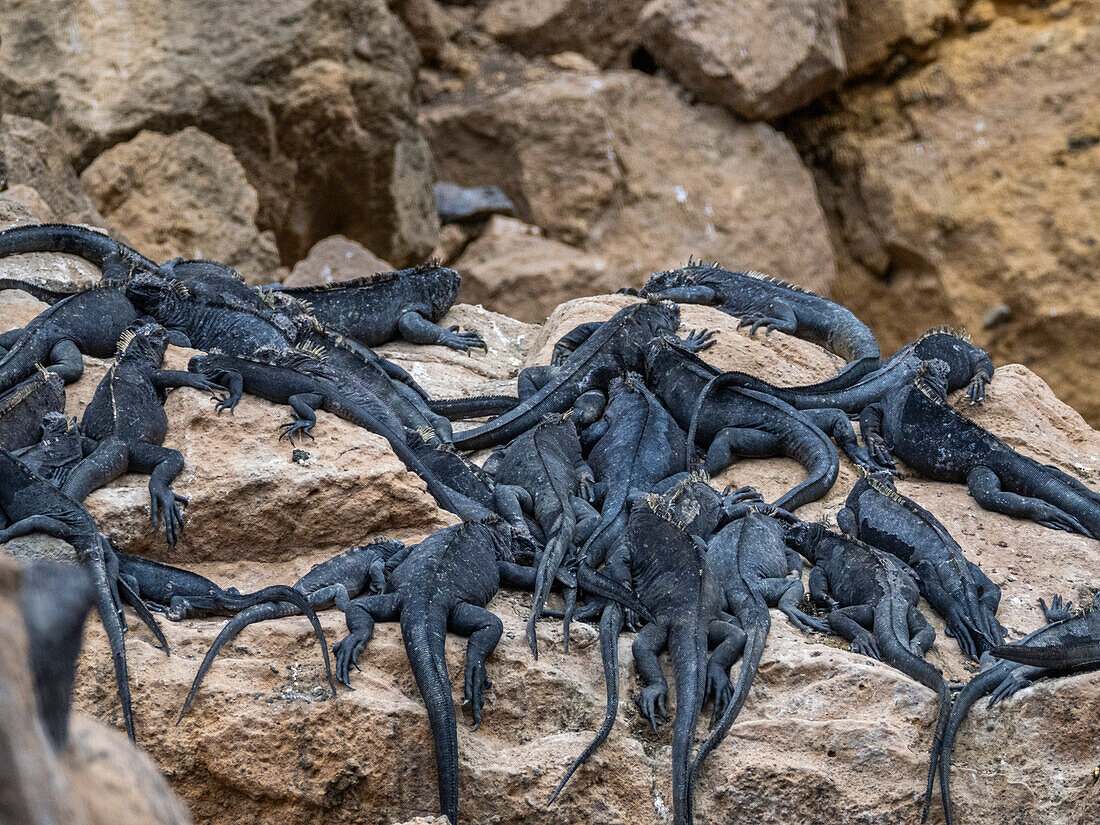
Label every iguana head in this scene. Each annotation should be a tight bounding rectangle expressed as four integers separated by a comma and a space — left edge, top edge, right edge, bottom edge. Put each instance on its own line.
39, 412, 75, 439
125, 272, 186, 311
914, 358, 952, 399
782, 520, 824, 562
115, 322, 169, 365
643, 259, 719, 293
404, 262, 461, 322
911, 328, 994, 391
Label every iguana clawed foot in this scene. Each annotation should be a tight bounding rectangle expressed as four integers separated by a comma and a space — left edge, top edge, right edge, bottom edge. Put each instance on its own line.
1040, 595, 1074, 623
438, 325, 487, 353
680, 328, 716, 352
278, 419, 315, 443
150, 486, 188, 547
334, 633, 369, 689
1029, 503, 1091, 536
988, 669, 1032, 706
850, 631, 880, 660
463, 660, 492, 731
635, 684, 668, 732
705, 663, 734, 722
966, 372, 989, 404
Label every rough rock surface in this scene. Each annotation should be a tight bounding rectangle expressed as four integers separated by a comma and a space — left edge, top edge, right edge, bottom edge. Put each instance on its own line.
0, 555, 192, 825
283, 235, 393, 288
0, 114, 103, 224
839, 0, 957, 77
423, 68, 836, 299
25, 295, 1092, 825
80, 129, 280, 285
795, 3, 1100, 426
0, 198, 103, 306
0, 0, 437, 265
639, 0, 847, 120
453, 216, 609, 323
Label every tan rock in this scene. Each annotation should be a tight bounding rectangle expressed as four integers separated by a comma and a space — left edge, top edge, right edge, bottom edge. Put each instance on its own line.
794, 7, 1100, 425
454, 216, 610, 323
841, 0, 957, 76
1, 184, 55, 222
0, 0, 437, 265
1, 115, 103, 225
475, 0, 647, 66
0, 208, 102, 302
80, 129, 280, 285
283, 235, 393, 288
639, 0, 847, 120
388, 0, 461, 65
423, 69, 836, 315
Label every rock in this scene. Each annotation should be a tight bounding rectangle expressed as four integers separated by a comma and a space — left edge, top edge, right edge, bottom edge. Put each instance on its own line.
61, 297, 1099, 825
79, 129, 280, 285
0, 208, 102, 299
2, 184, 56, 222
388, 0, 461, 65
453, 216, 609, 323
0, 115, 103, 224
283, 235, 393, 288
422, 69, 836, 315
840, 0, 957, 77
792, 6, 1100, 425
0, 555, 191, 825
474, 0, 647, 66
639, 0, 847, 120
434, 181, 516, 224
0, 0, 437, 265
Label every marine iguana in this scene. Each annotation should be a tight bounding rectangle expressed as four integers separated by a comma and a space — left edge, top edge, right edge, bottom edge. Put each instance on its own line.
177, 540, 402, 721
629, 261, 882, 389
644, 334, 871, 509
187, 348, 467, 516
62, 323, 225, 546
930, 594, 1100, 825
694, 328, 995, 415
454, 299, 682, 451
18, 559, 97, 749
785, 519, 952, 814
690, 507, 831, 795
860, 359, 1100, 537
838, 470, 1004, 659
13, 412, 90, 488
267, 262, 486, 352
0, 449, 154, 740
481, 412, 650, 657
333, 519, 527, 824
0, 368, 65, 451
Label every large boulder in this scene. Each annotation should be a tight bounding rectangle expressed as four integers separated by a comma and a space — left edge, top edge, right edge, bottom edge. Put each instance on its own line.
840, 0, 957, 77
792, 4, 1100, 425
639, 0, 847, 120
80, 129, 280, 285
0, 0, 437, 265
283, 235, 393, 288
0, 114, 102, 224
52, 296, 1099, 825
422, 68, 836, 315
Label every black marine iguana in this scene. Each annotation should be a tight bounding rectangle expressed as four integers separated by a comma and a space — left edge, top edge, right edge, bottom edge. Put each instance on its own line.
644, 334, 875, 509
0, 368, 65, 451
187, 348, 468, 516
695, 327, 995, 415
0, 449, 157, 740
12, 412, 90, 488
930, 594, 1100, 825
629, 262, 882, 389
860, 359, 1100, 538
785, 519, 952, 814
177, 540, 402, 721
62, 323, 224, 546
838, 471, 1004, 659
18, 559, 97, 749
267, 262, 486, 352
333, 519, 527, 824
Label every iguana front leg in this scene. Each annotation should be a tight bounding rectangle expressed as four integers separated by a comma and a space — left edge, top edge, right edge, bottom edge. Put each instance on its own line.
45, 339, 85, 383
398, 310, 486, 352
130, 442, 187, 547
0, 514, 78, 544
802, 408, 886, 472
333, 593, 400, 687
736, 301, 797, 338
152, 369, 225, 397
551, 322, 603, 365
858, 404, 893, 468
760, 576, 829, 634
449, 602, 503, 731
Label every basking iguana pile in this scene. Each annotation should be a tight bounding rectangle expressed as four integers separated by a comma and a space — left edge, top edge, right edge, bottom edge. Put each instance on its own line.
0, 224, 1095, 825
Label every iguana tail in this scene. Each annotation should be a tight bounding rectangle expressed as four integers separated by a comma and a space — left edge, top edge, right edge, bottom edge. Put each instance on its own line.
548, 603, 623, 804
669, 621, 707, 825
991, 639, 1100, 669
0, 278, 85, 305
401, 603, 460, 824
690, 600, 770, 791
527, 509, 576, 659
115, 575, 170, 654
86, 542, 136, 740
0, 223, 156, 274
427, 394, 519, 420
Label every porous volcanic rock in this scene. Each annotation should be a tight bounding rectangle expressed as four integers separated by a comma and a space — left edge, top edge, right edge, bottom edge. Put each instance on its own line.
283, 235, 394, 288
840, 0, 957, 76
79, 129, 280, 285
423, 68, 836, 305
793, 3, 1100, 425
1, 114, 103, 225
639, 0, 847, 120
0, 0, 437, 265
55, 296, 1099, 825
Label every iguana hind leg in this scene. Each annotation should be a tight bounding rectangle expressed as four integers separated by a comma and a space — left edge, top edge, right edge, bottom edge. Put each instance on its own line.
63, 438, 129, 502
130, 442, 187, 547
827, 605, 879, 659
333, 593, 401, 687
967, 466, 1091, 535
632, 620, 671, 731
448, 602, 503, 731
704, 427, 780, 476
45, 339, 85, 383
705, 620, 745, 721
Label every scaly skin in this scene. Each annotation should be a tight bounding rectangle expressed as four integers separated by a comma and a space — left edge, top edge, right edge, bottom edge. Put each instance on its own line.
634, 262, 881, 389
333, 520, 524, 824
63, 323, 223, 546
839, 471, 1004, 659
187, 348, 469, 516
0, 449, 156, 740
0, 368, 65, 451
861, 360, 1100, 538
786, 520, 952, 817
268, 262, 485, 352
453, 300, 681, 451
12, 412, 90, 488
930, 594, 1100, 825
178, 541, 403, 721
